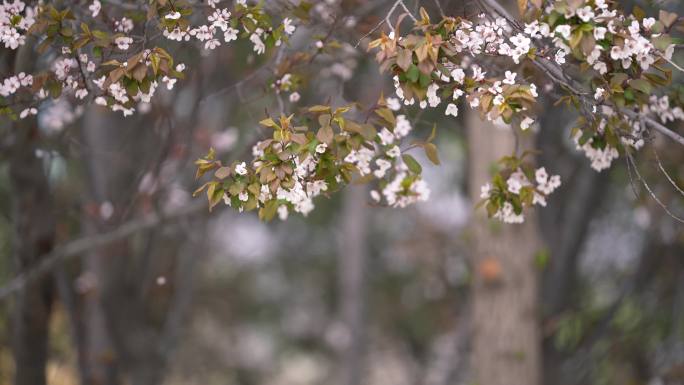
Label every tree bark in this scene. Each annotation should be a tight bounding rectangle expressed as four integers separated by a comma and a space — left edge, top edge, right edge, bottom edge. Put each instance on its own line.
77, 107, 203, 385
467, 114, 542, 385
76, 109, 125, 385
7, 41, 56, 385
337, 185, 369, 385
9, 130, 56, 385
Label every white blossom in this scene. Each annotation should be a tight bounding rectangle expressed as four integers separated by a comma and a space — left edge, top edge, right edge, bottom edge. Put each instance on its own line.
520, 116, 534, 130
315, 143, 327, 154
594, 87, 605, 100
503, 70, 517, 85
386, 97, 401, 111
555, 25, 571, 40
115, 36, 133, 50
235, 162, 248, 175
165, 11, 181, 20
89, 0, 101, 17
289, 92, 301, 103
283, 18, 296, 35
394, 115, 412, 138
250, 32, 266, 54
576, 6, 594, 22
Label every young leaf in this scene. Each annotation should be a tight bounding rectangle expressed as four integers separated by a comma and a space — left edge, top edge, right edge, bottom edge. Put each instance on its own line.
397, 48, 413, 71
402, 154, 422, 173
316, 124, 334, 144
424, 143, 440, 165
259, 117, 279, 129
214, 167, 232, 179
427, 123, 437, 142
375, 108, 396, 126
406, 64, 420, 83
308, 105, 331, 113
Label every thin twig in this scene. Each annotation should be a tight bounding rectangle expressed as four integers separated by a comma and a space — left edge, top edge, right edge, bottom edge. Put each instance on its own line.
476, 0, 684, 144
626, 153, 684, 223
354, 0, 418, 48
652, 147, 684, 198
621, 109, 684, 147
433, 0, 446, 18
0, 201, 206, 302
397, 0, 418, 22
659, 53, 684, 73
624, 152, 642, 199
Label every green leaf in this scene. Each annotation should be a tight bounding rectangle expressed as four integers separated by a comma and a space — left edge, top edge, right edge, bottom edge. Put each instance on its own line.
396, 48, 413, 71
406, 64, 420, 83
569, 30, 583, 48
259, 117, 279, 129
534, 248, 550, 270
652, 34, 672, 51
92, 29, 109, 40
359, 124, 377, 141
424, 143, 440, 165
192, 182, 210, 196
427, 123, 437, 142
628, 78, 652, 94
228, 182, 243, 195
632, 5, 645, 21
374, 108, 395, 126
418, 72, 431, 88
402, 154, 422, 173
259, 200, 279, 221
659, 10, 678, 28
610, 73, 628, 88
308, 105, 331, 113
208, 186, 224, 211
316, 124, 334, 144
318, 114, 331, 127
214, 167, 232, 179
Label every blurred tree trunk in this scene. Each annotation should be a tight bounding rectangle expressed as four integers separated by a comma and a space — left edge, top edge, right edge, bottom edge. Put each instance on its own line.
467, 114, 542, 385
7, 41, 55, 385
78, 108, 203, 385
337, 185, 368, 385
9, 121, 56, 385
535, 103, 609, 385
78, 110, 126, 385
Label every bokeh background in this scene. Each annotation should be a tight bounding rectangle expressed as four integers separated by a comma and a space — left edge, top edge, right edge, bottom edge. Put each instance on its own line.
1, 0, 683, 385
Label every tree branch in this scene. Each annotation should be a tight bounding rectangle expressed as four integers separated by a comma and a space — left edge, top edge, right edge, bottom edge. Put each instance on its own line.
622, 109, 684, 147
477, 0, 684, 147
0, 201, 206, 302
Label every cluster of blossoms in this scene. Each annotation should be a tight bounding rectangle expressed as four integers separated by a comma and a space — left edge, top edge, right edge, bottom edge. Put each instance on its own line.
371, 12, 540, 134
2, 0, 683, 223
0, 3, 182, 118
0, 0, 305, 120
43, 46, 183, 117
0, 0, 35, 49
571, 105, 623, 172
479, 160, 561, 223
159, 0, 296, 54
367, 114, 431, 208
194, 102, 432, 221
573, 131, 620, 172
271, 73, 302, 104
533, 0, 682, 171
647, 95, 684, 125
0, 72, 32, 97
369, 10, 550, 222
369, 0, 684, 221
537, 0, 674, 73
91, 55, 186, 116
